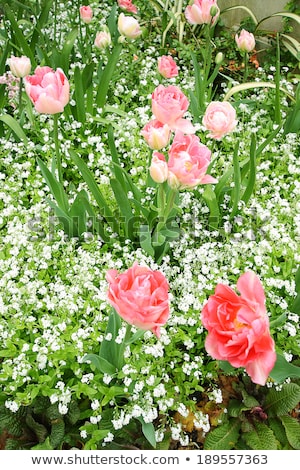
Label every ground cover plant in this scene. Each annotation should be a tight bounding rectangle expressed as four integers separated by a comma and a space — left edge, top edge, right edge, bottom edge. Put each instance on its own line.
0, 0, 300, 450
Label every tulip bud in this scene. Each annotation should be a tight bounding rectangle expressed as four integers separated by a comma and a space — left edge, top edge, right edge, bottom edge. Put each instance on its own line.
215, 52, 224, 65
94, 30, 112, 49
210, 5, 219, 18
167, 171, 180, 190
149, 152, 168, 183
7, 55, 31, 78
79, 6, 93, 24
117, 13, 142, 40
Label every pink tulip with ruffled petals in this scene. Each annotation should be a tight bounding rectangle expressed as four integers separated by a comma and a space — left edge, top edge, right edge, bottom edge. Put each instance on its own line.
106, 262, 170, 338
201, 271, 276, 386
157, 55, 179, 79
141, 119, 171, 150
117, 0, 138, 14
167, 131, 217, 189
25, 66, 69, 114
185, 0, 220, 26
152, 85, 195, 134
79, 5, 93, 24
203, 101, 237, 140
235, 29, 255, 53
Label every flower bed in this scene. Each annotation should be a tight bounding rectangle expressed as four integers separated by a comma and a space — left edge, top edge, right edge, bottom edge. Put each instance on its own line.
0, 0, 299, 450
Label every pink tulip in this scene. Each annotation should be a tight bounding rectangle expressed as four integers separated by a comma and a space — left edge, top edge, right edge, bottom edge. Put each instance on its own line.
151, 84, 195, 134
150, 152, 169, 183
141, 119, 171, 150
185, 0, 220, 26
106, 262, 170, 338
79, 5, 93, 24
167, 131, 216, 189
7, 55, 31, 78
94, 30, 112, 49
117, 13, 142, 40
117, 0, 138, 14
235, 29, 256, 53
201, 271, 276, 386
24, 66, 70, 114
157, 55, 179, 79
202, 101, 237, 140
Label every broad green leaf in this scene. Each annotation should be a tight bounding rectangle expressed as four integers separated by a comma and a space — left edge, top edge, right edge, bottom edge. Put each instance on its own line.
223, 82, 294, 102
82, 353, 117, 376
137, 416, 156, 448
4, 5, 36, 66
231, 142, 241, 217
61, 27, 78, 69
0, 114, 28, 144
204, 419, 240, 450
139, 224, 155, 257
110, 178, 134, 238
202, 185, 220, 229
99, 310, 123, 371
96, 43, 122, 109
242, 134, 256, 204
30, 0, 53, 51
73, 65, 86, 123
37, 157, 69, 213
69, 150, 116, 228
280, 415, 300, 449
257, 12, 300, 29
265, 382, 300, 417
220, 6, 258, 25
269, 353, 300, 383
69, 189, 91, 237
268, 417, 289, 447
243, 421, 277, 450
228, 399, 249, 418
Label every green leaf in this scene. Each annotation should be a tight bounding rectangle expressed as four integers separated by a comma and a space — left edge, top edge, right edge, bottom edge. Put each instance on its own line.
137, 417, 156, 448
204, 420, 240, 450
99, 310, 123, 371
30, 0, 53, 52
82, 353, 117, 376
231, 142, 241, 217
36, 157, 69, 213
220, 6, 258, 25
73, 65, 86, 123
280, 415, 300, 450
32, 437, 53, 450
265, 382, 300, 417
0, 114, 28, 144
268, 417, 289, 447
202, 185, 220, 229
270, 353, 300, 383
69, 150, 116, 228
60, 27, 78, 72
243, 421, 277, 450
242, 134, 256, 205
139, 225, 155, 257
96, 43, 122, 109
110, 178, 134, 237
4, 4, 35, 66
69, 189, 91, 237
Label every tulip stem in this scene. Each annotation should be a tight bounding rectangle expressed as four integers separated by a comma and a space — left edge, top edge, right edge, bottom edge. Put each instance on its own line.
243, 52, 249, 83
52, 114, 63, 184
18, 77, 23, 117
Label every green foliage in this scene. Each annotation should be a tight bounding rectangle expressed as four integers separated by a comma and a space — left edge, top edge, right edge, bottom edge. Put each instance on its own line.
205, 380, 300, 450
0, 398, 81, 450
